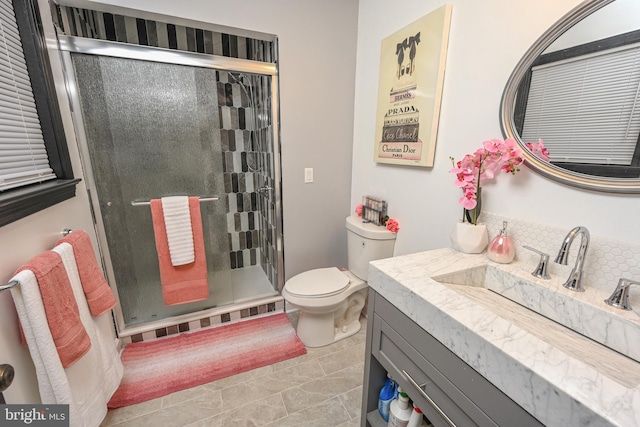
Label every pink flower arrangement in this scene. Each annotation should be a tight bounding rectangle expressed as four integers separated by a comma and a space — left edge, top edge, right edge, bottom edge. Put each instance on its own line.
525, 138, 550, 162
450, 138, 524, 225
355, 203, 399, 233
385, 218, 400, 233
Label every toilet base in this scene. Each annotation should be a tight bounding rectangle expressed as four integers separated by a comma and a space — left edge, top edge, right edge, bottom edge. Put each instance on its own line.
296, 311, 362, 348
293, 288, 367, 348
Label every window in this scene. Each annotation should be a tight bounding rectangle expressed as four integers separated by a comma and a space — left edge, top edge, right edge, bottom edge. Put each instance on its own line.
0, 0, 79, 227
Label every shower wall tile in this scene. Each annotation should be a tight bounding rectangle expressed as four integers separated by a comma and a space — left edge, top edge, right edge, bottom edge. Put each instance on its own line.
54, 6, 275, 63
142, 330, 156, 342
237, 37, 247, 60
124, 16, 139, 44
188, 320, 201, 331
220, 107, 232, 128
232, 85, 244, 107
114, 15, 127, 42
212, 32, 224, 56
144, 20, 157, 46
235, 129, 245, 151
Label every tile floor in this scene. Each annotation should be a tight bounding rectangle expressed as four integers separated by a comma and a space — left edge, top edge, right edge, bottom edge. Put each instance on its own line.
101, 313, 366, 427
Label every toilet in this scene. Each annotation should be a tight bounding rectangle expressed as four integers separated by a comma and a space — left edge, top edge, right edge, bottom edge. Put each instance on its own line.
282, 215, 397, 347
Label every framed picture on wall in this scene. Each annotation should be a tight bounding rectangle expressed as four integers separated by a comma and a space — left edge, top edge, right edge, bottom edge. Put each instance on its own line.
374, 4, 453, 167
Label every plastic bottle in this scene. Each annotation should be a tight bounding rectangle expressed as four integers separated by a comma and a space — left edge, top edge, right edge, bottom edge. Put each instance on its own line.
407, 404, 425, 427
487, 221, 515, 264
395, 385, 403, 400
378, 374, 396, 422
388, 392, 411, 427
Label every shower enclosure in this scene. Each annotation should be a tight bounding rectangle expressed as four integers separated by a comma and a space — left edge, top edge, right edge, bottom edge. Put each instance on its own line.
57, 34, 283, 334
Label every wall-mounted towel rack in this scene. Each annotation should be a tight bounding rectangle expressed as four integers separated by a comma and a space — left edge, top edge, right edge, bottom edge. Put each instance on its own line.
0, 280, 19, 292
130, 196, 220, 206
0, 229, 75, 293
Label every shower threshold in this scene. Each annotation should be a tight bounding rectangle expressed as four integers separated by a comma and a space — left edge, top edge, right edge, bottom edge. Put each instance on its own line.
230, 265, 279, 303
117, 265, 282, 342
118, 294, 284, 341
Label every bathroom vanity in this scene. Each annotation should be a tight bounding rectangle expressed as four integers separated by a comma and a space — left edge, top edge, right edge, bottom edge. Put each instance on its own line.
360, 248, 640, 427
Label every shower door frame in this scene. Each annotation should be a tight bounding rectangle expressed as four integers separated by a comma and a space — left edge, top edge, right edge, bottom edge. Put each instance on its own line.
58, 35, 284, 336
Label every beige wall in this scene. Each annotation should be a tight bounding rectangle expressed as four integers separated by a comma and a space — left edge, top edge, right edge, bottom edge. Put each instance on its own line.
351, 0, 640, 256
0, 1, 103, 402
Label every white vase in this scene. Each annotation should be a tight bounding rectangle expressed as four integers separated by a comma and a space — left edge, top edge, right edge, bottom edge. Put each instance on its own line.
450, 221, 489, 254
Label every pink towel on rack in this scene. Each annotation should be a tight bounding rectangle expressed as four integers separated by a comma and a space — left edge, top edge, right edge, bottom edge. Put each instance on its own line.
150, 197, 209, 305
16, 251, 91, 368
57, 230, 117, 317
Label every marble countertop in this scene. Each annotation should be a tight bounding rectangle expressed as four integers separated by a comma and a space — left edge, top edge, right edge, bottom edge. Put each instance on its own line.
368, 248, 640, 427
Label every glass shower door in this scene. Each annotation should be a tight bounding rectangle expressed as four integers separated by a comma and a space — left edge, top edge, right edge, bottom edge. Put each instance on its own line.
70, 53, 234, 326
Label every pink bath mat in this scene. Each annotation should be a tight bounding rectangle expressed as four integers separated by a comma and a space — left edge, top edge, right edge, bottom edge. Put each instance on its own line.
108, 313, 306, 408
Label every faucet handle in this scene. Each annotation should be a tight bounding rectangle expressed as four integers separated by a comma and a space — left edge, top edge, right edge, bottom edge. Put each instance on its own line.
523, 246, 551, 280
604, 278, 640, 310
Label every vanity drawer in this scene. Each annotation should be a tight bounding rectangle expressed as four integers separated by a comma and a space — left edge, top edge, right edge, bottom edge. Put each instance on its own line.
371, 293, 543, 427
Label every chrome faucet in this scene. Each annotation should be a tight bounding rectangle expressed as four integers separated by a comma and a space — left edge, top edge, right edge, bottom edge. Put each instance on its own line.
554, 226, 590, 292
605, 278, 640, 310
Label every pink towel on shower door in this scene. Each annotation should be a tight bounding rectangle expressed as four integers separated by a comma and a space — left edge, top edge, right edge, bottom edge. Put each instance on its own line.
150, 197, 209, 305
57, 230, 117, 317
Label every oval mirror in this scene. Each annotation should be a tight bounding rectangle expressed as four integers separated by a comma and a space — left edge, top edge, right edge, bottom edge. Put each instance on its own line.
500, 0, 640, 193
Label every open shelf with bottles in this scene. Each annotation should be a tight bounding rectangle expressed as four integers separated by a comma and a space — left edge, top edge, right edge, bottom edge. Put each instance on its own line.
360, 290, 543, 427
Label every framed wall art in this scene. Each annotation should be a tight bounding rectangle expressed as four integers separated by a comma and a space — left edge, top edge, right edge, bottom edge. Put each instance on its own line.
374, 4, 453, 167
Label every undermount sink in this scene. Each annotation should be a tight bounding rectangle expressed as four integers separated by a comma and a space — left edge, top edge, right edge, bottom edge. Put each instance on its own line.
433, 264, 640, 364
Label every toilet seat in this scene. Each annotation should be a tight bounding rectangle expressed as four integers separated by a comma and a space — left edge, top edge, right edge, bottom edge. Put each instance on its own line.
285, 267, 350, 298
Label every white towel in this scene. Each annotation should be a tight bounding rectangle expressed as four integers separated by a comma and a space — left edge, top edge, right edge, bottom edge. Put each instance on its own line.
11, 243, 124, 427
161, 196, 195, 266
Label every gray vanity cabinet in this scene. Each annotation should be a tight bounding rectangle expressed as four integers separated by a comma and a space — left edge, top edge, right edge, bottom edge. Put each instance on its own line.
361, 290, 543, 427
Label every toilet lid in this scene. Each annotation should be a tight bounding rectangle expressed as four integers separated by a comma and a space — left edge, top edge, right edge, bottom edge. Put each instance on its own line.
285, 267, 350, 298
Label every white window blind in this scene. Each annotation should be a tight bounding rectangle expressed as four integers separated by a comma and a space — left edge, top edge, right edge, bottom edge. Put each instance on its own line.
0, 0, 55, 192
521, 43, 640, 165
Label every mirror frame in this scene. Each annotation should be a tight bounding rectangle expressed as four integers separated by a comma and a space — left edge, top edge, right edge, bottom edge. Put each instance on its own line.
500, 0, 640, 194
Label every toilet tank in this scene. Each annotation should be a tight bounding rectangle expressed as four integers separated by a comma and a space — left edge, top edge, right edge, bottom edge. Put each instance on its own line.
346, 215, 397, 281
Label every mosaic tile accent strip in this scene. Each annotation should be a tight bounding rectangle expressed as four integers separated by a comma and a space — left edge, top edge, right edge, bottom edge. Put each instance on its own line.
54, 5, 275, 63
119, 301, 284, 345
483, 211, 640, 294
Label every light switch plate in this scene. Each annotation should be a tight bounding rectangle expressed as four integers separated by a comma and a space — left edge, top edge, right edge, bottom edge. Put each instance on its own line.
305, 168, 313, 183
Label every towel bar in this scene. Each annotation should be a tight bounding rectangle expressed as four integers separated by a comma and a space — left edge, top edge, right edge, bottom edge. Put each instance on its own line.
0, 228, 75, 293
130, 196, 220, 206
0, 280, 19, 292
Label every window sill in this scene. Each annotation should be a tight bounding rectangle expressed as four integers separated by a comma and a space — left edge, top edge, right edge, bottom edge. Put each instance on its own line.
0, 179, 82, 228
552, 163, 640, 179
